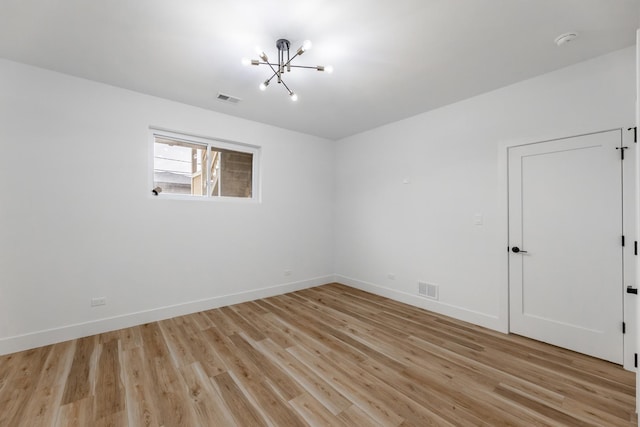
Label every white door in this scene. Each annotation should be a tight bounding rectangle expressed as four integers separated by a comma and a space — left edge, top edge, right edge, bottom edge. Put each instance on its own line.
508, 129, 624, 364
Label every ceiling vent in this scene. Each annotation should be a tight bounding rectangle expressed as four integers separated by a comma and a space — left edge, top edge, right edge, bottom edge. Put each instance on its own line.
216, 92, 242, 104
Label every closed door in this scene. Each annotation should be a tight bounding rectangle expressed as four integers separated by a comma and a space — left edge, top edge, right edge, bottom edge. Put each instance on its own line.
508, 130, 623, 363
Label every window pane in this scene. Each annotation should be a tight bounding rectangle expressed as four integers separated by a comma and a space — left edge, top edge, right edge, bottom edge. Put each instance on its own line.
153, 137, 206, 195
210, 148, 253, 198
151, 131, 257, 199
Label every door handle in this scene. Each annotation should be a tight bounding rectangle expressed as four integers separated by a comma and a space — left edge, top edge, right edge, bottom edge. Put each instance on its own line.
512, 246, 528, 254
627, 286, 638, 295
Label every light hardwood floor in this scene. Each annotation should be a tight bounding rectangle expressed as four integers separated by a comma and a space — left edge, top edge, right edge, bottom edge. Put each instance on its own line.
0, 283, 636, 426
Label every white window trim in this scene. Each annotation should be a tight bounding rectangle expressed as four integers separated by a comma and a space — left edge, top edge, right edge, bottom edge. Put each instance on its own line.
149, 127, 261, 202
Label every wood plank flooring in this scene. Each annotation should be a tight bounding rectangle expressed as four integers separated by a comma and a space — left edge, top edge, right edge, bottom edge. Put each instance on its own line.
0, 283, 636, 426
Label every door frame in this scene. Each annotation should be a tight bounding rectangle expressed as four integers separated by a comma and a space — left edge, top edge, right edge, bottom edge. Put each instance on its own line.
497, 126, 636, 370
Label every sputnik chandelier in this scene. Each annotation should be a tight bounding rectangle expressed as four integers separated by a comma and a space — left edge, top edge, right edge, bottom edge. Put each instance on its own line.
242, 39, 333, 101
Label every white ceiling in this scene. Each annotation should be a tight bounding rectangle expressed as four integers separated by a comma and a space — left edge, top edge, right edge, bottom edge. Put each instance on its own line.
0, 0, 637, 140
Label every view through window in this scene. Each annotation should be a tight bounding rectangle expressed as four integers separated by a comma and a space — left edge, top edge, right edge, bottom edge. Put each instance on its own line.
152, 131, 257, 199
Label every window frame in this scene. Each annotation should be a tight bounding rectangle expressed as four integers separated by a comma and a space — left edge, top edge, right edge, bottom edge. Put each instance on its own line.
149, 128, 261, 202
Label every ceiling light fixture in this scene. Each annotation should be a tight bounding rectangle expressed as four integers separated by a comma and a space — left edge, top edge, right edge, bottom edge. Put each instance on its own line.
242, 38, 332, 101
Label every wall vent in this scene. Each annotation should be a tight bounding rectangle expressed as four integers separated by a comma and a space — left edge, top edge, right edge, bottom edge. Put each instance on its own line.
216, 92, 242, 104
418, 281, 439, 300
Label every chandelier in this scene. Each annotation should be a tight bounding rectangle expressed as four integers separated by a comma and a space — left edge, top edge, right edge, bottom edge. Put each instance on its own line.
242, 39, 333, 101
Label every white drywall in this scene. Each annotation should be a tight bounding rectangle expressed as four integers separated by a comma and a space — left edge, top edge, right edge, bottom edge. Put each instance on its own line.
0, 59, 335, 354
1, 46, 637, 364
334, 47, 636, 338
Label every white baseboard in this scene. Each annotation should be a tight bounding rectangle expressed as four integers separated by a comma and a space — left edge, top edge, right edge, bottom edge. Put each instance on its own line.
0, 275, 333, 355
335, 275, 505, 333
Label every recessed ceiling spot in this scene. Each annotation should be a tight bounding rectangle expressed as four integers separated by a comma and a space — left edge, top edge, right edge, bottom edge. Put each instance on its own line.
554, 32, 578, 46
216, 92, 242, 104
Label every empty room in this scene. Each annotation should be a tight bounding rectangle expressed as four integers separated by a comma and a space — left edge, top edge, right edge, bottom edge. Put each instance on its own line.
1, 1, 639, 426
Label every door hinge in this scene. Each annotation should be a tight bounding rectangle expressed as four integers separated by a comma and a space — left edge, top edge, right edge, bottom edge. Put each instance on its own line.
623, 322, 626, 334
622, 235, 625, 247
635, 353, 638, 368
616, 146, 629, 160
628, 127, 637, 143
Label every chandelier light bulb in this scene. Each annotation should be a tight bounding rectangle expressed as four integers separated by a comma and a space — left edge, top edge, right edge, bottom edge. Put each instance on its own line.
316, 65, 334, 73
241, 58, 251, 66
259, 81, 269, 91
290, 92, 298, 102
255, 47, 268, 62
297, 40, 312, 56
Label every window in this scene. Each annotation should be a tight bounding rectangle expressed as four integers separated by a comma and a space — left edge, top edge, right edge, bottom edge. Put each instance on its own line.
151, 130, 259, 200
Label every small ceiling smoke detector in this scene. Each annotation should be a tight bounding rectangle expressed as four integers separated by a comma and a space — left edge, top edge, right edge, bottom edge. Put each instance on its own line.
216, 92, 242, 104
554, 32, 578, 46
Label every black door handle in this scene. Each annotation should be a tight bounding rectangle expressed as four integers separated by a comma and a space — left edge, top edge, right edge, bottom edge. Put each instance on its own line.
627, 286, 638, 295
512, 246, 528, 254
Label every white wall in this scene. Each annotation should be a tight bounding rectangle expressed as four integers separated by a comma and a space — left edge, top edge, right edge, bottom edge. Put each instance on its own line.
1, 46, 636, 359
0, 59, 335, 354
334, 47, 636, 335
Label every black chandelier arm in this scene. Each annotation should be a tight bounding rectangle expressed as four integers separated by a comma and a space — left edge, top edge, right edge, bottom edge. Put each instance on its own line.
254, 62, 321, 71
282, 51, 303, 70
264, 61, 279, 77
264, 71, 277, 84
263, 68, 295, 94
261, 70, 292, 91
255, 62, 322, 72
255, 61, 317, 72
288, 65, 321, 70
279, 78, 294, 95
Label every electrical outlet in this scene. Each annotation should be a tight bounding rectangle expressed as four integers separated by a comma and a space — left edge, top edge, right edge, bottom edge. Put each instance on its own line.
91, 297, 106, 307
